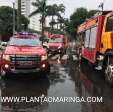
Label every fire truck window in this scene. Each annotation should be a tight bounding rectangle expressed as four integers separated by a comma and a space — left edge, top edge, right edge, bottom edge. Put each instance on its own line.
84, 29, 90, 48
106, 16, 113, 32
89, 27, 97, 48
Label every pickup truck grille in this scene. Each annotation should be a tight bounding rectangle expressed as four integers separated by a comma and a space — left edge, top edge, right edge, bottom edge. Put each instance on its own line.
10, 55, 41, 69
10, 55, 41, 62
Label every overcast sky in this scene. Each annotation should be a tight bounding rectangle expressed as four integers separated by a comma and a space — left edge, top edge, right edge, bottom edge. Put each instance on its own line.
0, 0, 113, 18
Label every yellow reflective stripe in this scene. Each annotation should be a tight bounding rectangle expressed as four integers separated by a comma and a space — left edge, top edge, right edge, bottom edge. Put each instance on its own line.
101, 32, 112, 53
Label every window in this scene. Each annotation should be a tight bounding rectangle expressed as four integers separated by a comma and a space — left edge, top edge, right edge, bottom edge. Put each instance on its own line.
9, 38, 41, 47
49, 38, 63, 43
89, 27, 97, 48
84, 29, 90, 48
106, 16, 113, 32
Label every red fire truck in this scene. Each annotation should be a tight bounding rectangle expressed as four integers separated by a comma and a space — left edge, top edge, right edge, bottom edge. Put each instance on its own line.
47, 34, 68, 55
77, 11, 113, 85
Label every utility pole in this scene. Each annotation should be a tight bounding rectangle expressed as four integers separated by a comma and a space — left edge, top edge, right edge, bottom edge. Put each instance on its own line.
41, 0, 46, 39
13, 2, 15, 35
17, 0, 21, 31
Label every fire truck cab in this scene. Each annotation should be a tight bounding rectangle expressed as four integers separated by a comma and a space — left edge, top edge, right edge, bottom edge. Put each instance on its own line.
48, 34, 68, 55
77, 11, 113, 85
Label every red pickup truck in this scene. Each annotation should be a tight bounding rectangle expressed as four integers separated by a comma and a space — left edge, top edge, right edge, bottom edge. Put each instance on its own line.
0, 33, 50, 77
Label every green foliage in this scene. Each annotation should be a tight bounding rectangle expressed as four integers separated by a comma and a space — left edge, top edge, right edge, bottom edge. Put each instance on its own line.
65, 7, 99, 39
47, 4, 65, 30
29, 0, 48, 37
46, 3, 65, 18
0, 6, 29, 39
30, 0, 65, 36
0, 6, 13, 37
87, 10, 99, 18
30, 0, 47, 16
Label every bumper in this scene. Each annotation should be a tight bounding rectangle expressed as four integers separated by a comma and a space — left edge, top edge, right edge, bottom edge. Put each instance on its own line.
49, 48, 63, 54
10, 68, 40, 74
1, 60, 50, 74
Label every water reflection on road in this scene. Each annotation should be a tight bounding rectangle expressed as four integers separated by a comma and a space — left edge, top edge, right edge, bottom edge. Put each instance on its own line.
0, 54, 113, 112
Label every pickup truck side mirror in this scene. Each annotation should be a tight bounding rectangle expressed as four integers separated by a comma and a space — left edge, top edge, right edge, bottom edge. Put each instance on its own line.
1, 42, 7, 46
43, 42, 48, 48
0, 42, 7, 50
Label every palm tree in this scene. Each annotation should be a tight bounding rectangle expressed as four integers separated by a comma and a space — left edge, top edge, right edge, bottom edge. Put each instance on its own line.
47, 4, 65, 32
49, 18, 56, 30
46, 4, 57, 31
57, 17, 64, 30
57, 4, 65, 15
29, 1, 65, 36
29, 0, 47, 37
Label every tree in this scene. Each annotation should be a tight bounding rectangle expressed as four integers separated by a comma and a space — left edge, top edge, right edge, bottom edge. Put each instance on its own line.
29, 0, 47, 37
46, 4, 58, 30
30, 0, 65, 37
65, 7, 99, 39
0, 6, 29, 41
47, 4, 65, 32
57, 16, 65, 30
67, 8, 88, 38
88, 10, 99, 18
49, 18, 56, 30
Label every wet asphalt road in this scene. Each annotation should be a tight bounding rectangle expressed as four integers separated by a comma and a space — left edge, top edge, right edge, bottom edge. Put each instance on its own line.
0, 53, 113, 112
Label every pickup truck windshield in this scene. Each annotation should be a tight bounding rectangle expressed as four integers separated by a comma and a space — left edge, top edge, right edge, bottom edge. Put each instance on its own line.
49, 38, 63, 43
9, 38, 41, 47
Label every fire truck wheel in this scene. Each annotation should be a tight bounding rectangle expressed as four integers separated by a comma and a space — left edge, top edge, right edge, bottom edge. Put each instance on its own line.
105, 65, 113, 85
80, 57, 87, 65
105, 57, 113, 85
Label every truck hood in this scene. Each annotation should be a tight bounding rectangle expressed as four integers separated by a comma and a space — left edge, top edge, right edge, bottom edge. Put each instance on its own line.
4, 46, 46, 55
48, 43, 63, 48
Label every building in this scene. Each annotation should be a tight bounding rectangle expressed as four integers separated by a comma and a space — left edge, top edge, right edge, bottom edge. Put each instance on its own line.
15, 0, 30, 18
21, 0, 30, 18
16, 0, 41, 31
29, 0, 41, 31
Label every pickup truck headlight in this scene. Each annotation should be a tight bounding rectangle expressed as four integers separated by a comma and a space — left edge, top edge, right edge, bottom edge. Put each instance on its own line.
2, 55, 10, 61
41, 55, 48, 61
58, 45, 62, 49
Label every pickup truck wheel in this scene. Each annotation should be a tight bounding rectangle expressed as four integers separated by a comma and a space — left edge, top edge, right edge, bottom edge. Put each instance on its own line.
47, 65, 50, 74
40, 65, 50, 78
43, 65, 50, 74
0, 68, 6, 78
0, 68, 10, 79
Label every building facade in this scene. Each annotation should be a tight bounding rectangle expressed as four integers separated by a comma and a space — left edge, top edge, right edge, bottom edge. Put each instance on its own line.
16, 0, 41, 31
29, 0, 41, 31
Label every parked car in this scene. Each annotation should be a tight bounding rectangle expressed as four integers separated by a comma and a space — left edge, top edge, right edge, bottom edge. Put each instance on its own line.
0, 32, 50, 77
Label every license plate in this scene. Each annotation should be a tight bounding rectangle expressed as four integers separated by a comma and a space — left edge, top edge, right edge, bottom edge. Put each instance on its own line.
18, 61, 32, 66
51, 49, 56, 52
